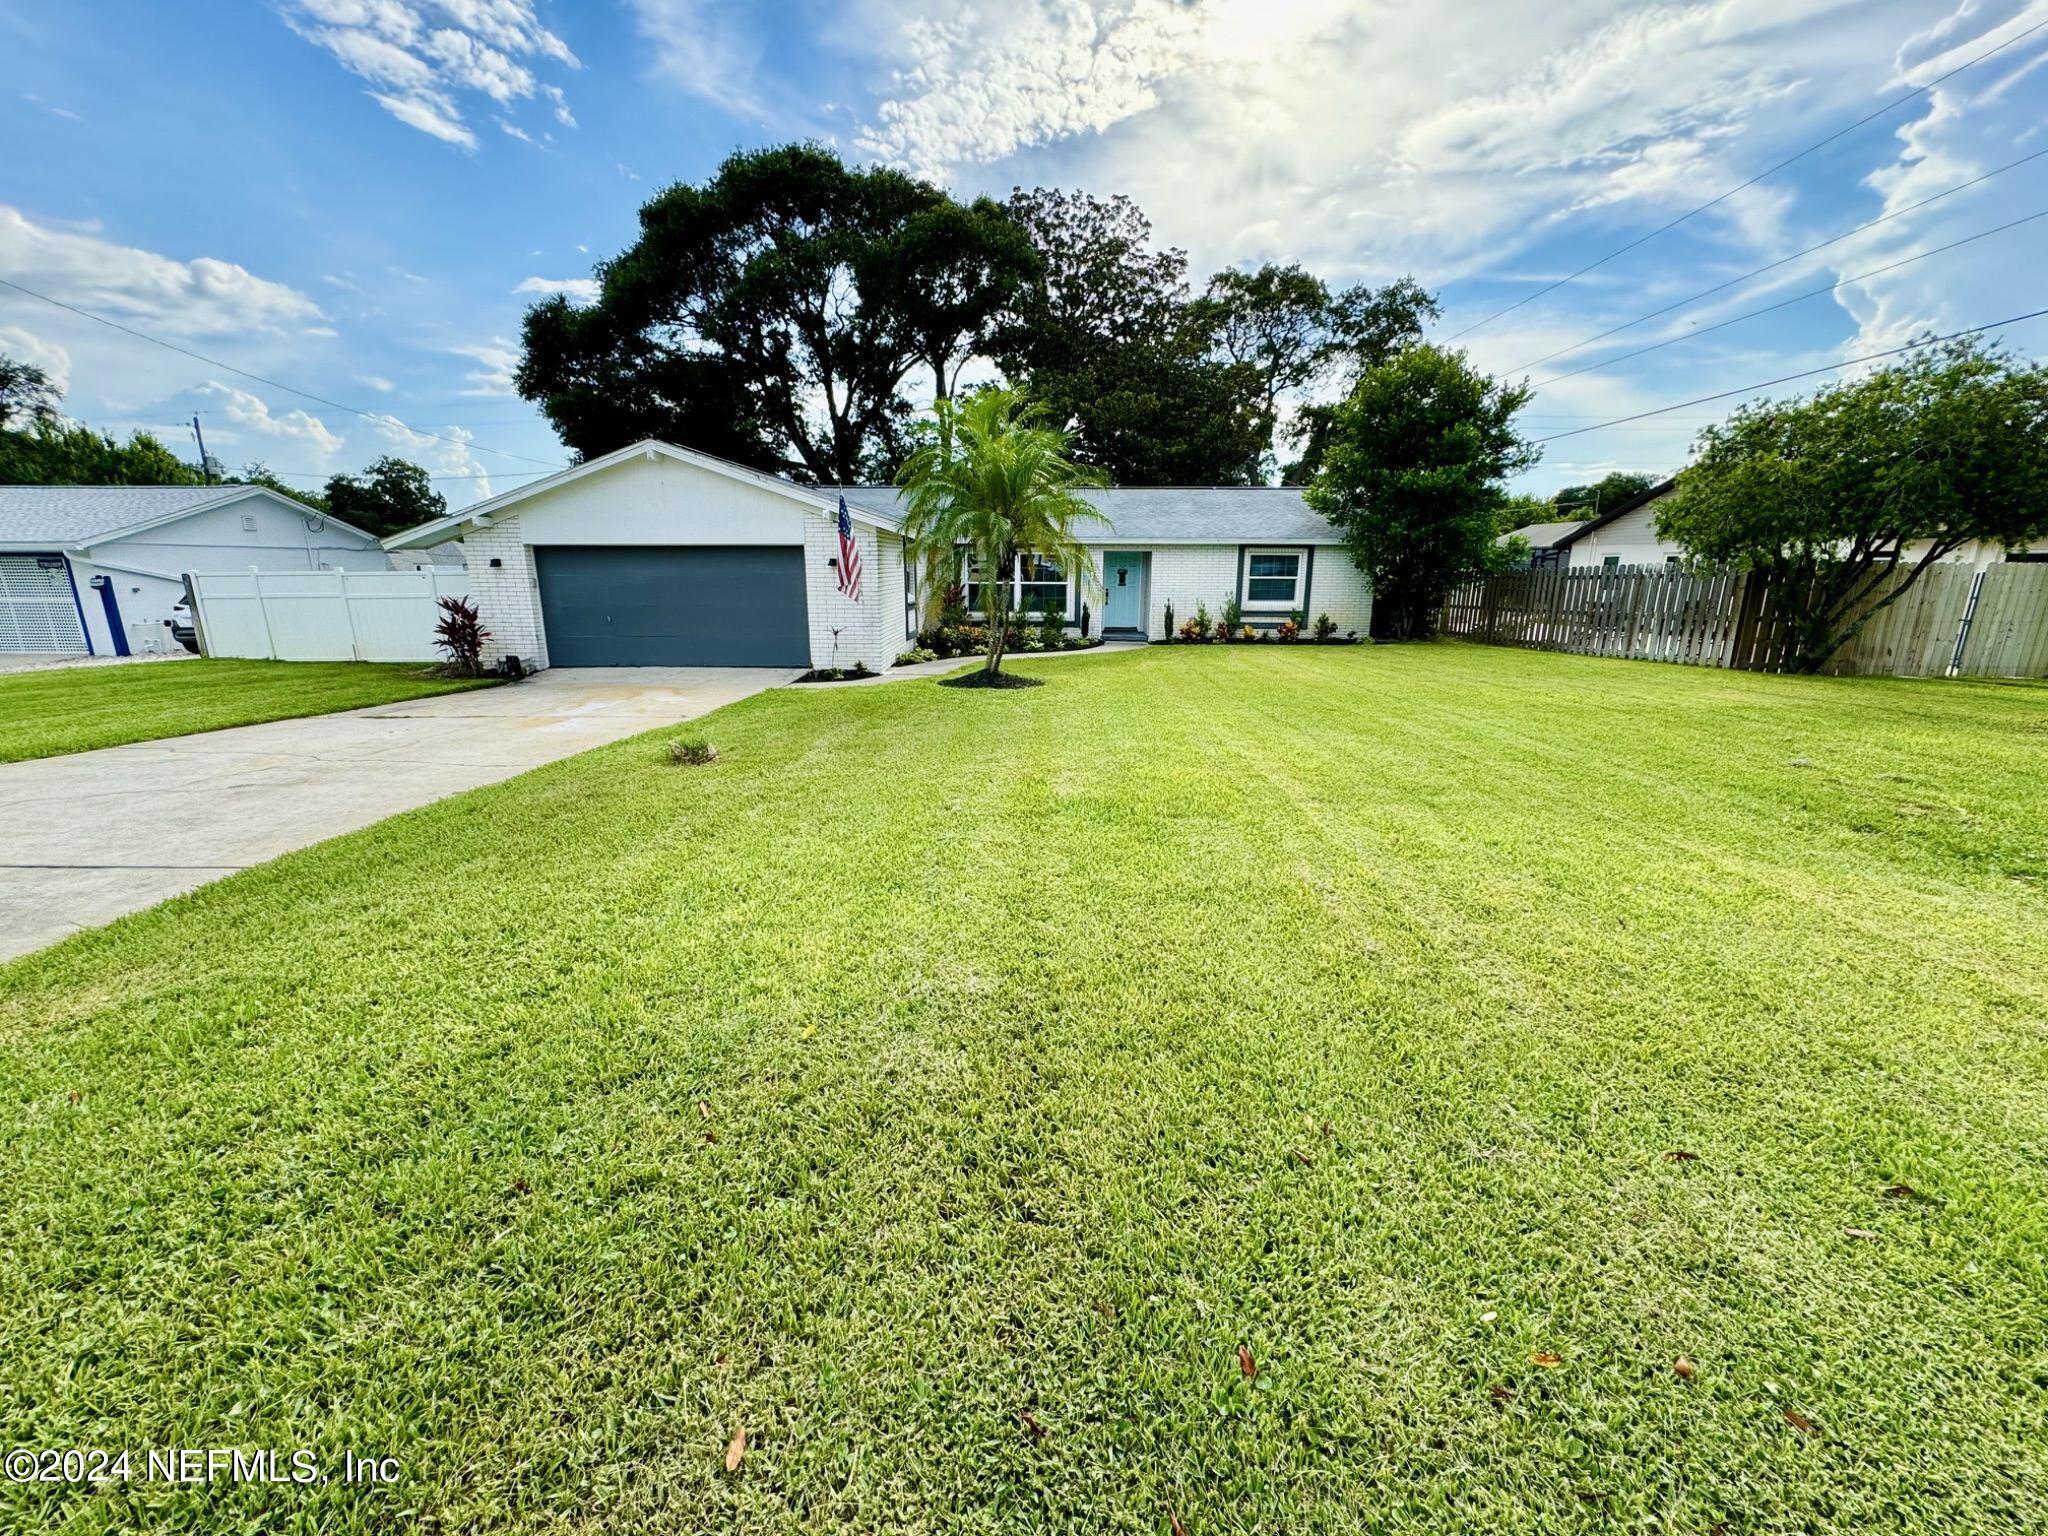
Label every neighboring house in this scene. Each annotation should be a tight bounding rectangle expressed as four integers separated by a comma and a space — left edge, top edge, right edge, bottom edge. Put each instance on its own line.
381, 440, 1374, 672
1552, 477, 2048, 571
1497, 521, 1587, 569
1550, 479, 1682, 569
0, 485, 389, 657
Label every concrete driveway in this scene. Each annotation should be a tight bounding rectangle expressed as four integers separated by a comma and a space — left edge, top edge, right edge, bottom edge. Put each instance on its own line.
0, 666, 792, 963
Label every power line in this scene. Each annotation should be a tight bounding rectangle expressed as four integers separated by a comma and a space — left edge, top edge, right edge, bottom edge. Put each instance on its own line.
1531, 305, 2048, 443
1528, 205, 2048, 390
1505, 144, 2048, 374
1443, 16, 2048, 342
0, 275, 565, 470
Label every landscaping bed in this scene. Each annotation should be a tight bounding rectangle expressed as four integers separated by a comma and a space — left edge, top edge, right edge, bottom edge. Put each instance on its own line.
2, 645, 2044, 1532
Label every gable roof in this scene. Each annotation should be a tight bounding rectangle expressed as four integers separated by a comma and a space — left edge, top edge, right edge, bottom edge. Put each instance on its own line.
1499, 520, 1588, 549
1551, 478, 1678, 549
382, 439, 903, 550
0, 484, 372, 550
829, 485, 1345, 544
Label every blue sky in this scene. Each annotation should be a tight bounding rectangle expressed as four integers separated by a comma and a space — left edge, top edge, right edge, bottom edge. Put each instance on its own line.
4, 0, 2045, 508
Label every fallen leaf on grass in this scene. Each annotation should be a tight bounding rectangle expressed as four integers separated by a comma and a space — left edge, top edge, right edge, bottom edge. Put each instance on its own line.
1883, 1183, 1917, 1199
1844, 1227, 1879, 1241
1238, 1346, 1258, 1379
1019, 1411, 1046, 1441
1292, 1148, 1314, 1167
1663, 1150, 1701, 1163
1673, 1356, 1697, 1381
1529, 1351, 1562, 1368
1171, 1516, 1189, 1536
697, 1101, 712, 1120
67, 1089, 82, 1105
725, 1426, 747, 1471
508, 1177, 530, 1197
1489, 1384, 1516, 1402
704, 1130, 718, 1144
1782, 1408, 1819, 1436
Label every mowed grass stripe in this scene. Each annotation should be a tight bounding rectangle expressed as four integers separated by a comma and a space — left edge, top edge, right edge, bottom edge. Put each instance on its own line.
1, 644, 2044, 1532
0, 658, 495, 764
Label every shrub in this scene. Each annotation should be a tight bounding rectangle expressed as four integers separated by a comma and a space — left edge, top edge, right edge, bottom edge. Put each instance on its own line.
1163, 601, 1175, 636
895, 647, 937, 666
433, 595, 489, 676
1190, 602, 1211, 639
1038, 606, 1064, 649
1221, 594, 1243, 633
666, 738, 717, 766
1275, 618, 1301, 642
936, 582, 970, 629
1239, 624, 1257, 642
1313, 612, 1337, 642
1079, 603, 1092, 639
851, 660, 875, 678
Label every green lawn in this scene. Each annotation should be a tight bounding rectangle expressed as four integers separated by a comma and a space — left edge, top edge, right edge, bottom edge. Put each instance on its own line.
2, 645, 2044, 1533
0, 658, 496, 763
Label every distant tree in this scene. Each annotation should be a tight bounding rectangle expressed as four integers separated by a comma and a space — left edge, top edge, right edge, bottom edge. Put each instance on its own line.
324, 456, 446, 538
994, 188, 1269, 485
1661, 338, 2048, 671
232, 461, 327, 511
0, 420, 204, 486
1278, 279, 1441, 484
1306, 345, 1538, 640
895, 389, 1106, 682
0, 355, 62, 431
518, 143, 1036, 482
1550, 470, 1657, 520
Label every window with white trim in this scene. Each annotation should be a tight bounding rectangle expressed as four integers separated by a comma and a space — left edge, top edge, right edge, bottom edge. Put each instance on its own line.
1243, 548, 1305, 610
958, 549, 1073, 620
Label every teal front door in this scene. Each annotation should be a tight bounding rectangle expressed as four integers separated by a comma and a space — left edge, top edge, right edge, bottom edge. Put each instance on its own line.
1103, 552, 1143, 631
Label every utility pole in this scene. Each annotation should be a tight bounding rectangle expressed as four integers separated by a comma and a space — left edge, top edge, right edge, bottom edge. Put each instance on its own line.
191, 414, 212, 484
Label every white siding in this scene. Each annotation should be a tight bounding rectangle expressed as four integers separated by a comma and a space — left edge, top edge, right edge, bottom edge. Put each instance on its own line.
1565, 501, 1676, 568
454, 454, 899, 673
1116, 544, 1372, 639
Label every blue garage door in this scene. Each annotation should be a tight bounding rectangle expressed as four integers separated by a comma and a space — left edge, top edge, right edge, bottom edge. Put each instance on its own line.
536, 546, 809, 667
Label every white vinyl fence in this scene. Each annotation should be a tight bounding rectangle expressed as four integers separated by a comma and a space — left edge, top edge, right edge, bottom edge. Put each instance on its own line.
189, 567, 470, 661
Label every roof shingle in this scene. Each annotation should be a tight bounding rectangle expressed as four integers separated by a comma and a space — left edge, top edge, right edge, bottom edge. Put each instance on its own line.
827, 485, 1343, 544
0, 485, 249, 546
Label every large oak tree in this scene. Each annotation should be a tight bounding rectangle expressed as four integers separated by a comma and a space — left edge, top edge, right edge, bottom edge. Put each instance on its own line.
516, 144, 1037, 483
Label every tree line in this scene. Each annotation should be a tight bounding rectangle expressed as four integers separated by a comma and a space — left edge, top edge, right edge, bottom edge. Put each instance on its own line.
514, 143, 1439, 487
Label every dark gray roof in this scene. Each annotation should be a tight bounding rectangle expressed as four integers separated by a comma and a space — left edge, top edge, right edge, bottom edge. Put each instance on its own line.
0, 485, 253, 546
827, 485, 1343, 544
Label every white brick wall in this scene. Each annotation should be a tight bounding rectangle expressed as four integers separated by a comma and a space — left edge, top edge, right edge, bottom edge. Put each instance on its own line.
461, 514, 548, 670
1128, 544, 1370, 639
803, 516, 895, 671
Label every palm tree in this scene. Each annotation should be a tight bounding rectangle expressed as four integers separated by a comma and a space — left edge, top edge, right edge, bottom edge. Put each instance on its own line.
896, 389, 1108, 681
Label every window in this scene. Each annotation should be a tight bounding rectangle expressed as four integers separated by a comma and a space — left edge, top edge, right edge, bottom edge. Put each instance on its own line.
958, 549, 1072, 620
1243, 548, 1304, 610
1017, 555, 1067, 616
1602, 555, 1621, 570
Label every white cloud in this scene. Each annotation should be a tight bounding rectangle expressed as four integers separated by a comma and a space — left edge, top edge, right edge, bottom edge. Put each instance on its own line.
514, 275, 598, 301
283, 0, 577, 150
197, 381, 346, 456
367, 411, 493, 498
359, 374, 396, 391
0, 326, 72, 393
0, 204, 323, 336
855, 0, 1206, 180
627, 0, 768, 116
450, 338, 519, 396
369, 90, 478, 147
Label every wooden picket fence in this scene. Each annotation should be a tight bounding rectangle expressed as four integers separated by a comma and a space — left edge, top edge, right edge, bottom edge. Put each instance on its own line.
1440, 560, 2048, 678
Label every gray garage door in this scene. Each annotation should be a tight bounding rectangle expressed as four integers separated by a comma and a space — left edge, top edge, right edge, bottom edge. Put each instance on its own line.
535, 545, 809, 667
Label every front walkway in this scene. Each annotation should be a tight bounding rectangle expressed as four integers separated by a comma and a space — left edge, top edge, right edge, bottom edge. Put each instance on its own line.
0, 666, 793, 963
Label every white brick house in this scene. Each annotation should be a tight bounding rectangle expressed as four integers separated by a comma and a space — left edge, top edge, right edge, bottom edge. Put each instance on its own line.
383, 441, 1371, 671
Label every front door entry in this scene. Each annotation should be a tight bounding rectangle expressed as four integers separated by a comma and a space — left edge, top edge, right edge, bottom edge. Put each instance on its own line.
1103, 552, 1143, 632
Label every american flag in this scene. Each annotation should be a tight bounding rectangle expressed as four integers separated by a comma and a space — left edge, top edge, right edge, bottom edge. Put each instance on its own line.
836, 495, 863, 601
